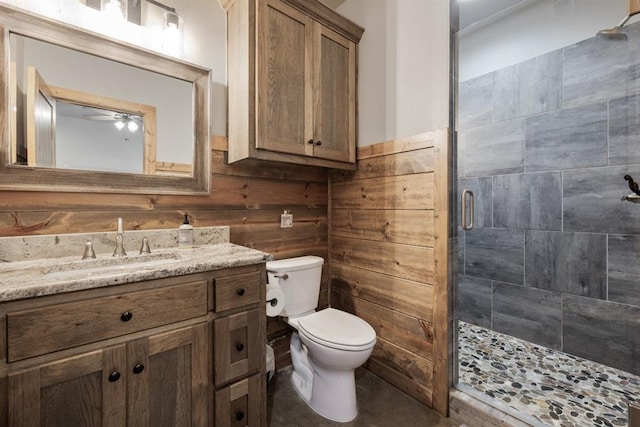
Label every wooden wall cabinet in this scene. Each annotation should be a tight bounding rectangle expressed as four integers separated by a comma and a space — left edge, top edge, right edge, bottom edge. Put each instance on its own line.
0, 264, 267, 427
223, 0, 364, 170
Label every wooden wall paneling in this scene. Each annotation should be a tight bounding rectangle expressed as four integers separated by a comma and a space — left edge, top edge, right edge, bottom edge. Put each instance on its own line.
332, 291, 433, 358
330, 208, 434, 246
369, 337, 434, 395
330, 263, 433, 320
431, 128, 452, 417
330, 236, 434, 284
331, 173, 433, 210
331, 148, 434, 182
356, 131, 435, 160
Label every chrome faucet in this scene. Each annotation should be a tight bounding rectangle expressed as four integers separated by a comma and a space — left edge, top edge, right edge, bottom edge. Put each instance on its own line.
112, 217, 127, 257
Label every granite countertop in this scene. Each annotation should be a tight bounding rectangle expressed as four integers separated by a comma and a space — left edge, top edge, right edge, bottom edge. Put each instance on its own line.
0, 243, 272, 302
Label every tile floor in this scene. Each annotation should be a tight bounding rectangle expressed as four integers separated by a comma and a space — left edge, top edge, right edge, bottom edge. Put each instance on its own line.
268, 366, 456, 427
458, 321, 640, 427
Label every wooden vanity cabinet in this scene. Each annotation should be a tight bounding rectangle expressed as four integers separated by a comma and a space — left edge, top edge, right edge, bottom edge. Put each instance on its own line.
0, 263, 267, 427
211, 266, 266, 427
223, 0, 364, 170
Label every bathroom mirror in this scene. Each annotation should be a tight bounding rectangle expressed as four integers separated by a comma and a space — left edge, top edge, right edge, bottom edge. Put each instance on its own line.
0, 4, 211, 194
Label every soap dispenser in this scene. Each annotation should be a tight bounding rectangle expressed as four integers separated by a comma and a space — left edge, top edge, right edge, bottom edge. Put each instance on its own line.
178, 214, 194, 248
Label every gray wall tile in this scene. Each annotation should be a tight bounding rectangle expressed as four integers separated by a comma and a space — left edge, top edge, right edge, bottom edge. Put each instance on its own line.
563, 295, 640, 375
493, 282, 562, 349
457, 275, 492, 328
494, 50, 563, 121
459, 73, 494, 129
465, 228, 524, 284
458, 177, 492, 228
493, 172, 562, 230
609, 94, 640, 165
525, 103, 608, 172
608, 234, 640, 307
564, 165, 640, 233
563, 36, 636, 107
525, 231, 606, 299
461, 118, 525, 177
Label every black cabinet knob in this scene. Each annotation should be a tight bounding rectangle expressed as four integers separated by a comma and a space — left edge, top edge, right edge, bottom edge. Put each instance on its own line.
108, 371, 121, 382
315, 140, 322, 146
235, 343, 245, 352
133, 363, 145, 374
236, 288, 245, 296
236, 411, 245, 421
307, 139, 314, 144
120, 311, 133, 322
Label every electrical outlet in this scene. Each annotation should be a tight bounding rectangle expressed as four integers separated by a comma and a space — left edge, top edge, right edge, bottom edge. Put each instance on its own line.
280, 211, 293, 228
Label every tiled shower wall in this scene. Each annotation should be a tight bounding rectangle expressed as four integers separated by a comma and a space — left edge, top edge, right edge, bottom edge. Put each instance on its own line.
457, 24, 640, 376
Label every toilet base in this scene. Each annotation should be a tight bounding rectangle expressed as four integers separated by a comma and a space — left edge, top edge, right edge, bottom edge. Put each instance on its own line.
290, 364, 358, 423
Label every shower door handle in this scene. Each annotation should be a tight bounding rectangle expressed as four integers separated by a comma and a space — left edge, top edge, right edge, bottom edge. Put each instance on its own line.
461, 189, 474, 231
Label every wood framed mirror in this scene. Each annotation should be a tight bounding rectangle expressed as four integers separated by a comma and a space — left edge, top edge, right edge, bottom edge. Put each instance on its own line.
0, 4, 211, 195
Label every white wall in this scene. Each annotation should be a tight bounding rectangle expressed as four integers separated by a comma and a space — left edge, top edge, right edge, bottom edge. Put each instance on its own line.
459, 0, 630, 81
337, 0, 451, 146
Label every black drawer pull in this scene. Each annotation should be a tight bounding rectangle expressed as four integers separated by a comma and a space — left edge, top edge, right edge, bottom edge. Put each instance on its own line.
235, 343, 245, 352
120, 311, 133, 322
133, 363, 145, 374
236, 411, 245, 421
108, 371, 121, 382
315, 140, 322, 146
236, 288, 245, 296
307, 139, 314, 144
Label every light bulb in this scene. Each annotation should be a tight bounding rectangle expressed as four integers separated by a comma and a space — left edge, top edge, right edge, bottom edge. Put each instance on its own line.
127, 120, 139, 132
114, 120, 125, 130
162, 11, 183, 56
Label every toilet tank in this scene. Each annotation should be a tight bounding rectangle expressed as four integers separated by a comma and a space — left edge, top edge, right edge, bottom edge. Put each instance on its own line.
266, 256, 324, 317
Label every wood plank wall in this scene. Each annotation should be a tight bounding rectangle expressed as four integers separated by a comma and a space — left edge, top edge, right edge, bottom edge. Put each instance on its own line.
329, 129, 451, 416
0, 140, 329, 370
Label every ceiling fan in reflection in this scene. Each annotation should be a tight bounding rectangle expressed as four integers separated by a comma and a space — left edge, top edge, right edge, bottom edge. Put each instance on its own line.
82, 111, 140, 132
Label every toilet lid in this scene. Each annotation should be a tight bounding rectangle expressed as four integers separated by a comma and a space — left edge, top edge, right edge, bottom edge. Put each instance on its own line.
297, 308, 376, 350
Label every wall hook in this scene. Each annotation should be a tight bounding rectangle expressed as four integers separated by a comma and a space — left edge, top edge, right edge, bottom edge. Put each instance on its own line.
622, 175, 640, 202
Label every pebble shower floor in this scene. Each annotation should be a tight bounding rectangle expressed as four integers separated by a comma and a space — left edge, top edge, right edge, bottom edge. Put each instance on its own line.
457, 321, 639, 427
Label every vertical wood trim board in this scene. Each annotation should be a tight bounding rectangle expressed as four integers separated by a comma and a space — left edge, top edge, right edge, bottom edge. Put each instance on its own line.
329, 128, 451, 414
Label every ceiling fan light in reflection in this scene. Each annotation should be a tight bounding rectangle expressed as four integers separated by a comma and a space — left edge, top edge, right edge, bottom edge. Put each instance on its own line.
127, 119, 139, 132
114, 120, 126, 130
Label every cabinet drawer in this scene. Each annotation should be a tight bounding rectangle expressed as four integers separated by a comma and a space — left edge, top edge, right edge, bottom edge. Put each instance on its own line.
215, 373, 263, 427
214, 271, 262, 312
7, 280, 208, 362
214, 308, 261, 386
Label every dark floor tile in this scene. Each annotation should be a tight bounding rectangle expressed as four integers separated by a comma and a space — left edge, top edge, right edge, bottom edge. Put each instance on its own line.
525, 103, 607, 172
563, 295, 640, 376
608, 234, 640, 307
457, 275, 492, 328
268, 367, 455, 427
465, 228, 525, 284
493, 282, 562, 350
525, 230, 606, 299
493, 172, 562, 230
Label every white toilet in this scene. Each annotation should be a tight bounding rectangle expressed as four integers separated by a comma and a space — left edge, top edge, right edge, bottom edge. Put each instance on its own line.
266, 256, 377, 423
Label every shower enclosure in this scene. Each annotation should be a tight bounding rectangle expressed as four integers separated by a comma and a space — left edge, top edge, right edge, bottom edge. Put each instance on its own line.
454, 0, 640, 425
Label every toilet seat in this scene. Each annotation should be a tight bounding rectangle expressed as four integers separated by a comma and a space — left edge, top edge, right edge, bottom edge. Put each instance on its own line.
297, 308, 376, 351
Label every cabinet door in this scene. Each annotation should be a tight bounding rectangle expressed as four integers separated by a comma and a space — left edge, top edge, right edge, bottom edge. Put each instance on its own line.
214, 309, 262, 386
214, 374, 263, 427
128, 322, 209, 427
257, 0, 313, 156
8, 345, 127, 427
313, 23, 356, 163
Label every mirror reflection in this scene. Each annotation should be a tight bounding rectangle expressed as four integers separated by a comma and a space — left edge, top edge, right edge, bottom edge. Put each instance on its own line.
10, 33, 194, 176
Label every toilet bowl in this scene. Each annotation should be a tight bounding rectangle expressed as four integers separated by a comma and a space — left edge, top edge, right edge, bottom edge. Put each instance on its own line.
266, 256, 377, 422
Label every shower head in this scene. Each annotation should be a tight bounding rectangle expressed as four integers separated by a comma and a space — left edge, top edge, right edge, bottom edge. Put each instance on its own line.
597, 15, 631, 40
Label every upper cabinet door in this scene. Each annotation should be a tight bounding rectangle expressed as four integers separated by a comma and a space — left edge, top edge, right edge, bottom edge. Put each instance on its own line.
257, 0, 313, 156
313, 24, 356, 163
